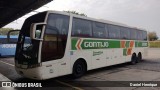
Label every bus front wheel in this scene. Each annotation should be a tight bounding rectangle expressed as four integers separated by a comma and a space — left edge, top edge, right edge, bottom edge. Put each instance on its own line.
72, 60, 86, 78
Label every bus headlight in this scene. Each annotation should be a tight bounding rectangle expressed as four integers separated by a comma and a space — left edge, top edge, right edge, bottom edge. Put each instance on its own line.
28, 63, 41, 68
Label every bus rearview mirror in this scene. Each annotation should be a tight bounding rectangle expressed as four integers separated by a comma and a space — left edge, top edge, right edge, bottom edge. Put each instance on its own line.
30, 23, 46, 40
7, 30, 20, 43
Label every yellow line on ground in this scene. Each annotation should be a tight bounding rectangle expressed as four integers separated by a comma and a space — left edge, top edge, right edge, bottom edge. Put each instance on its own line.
56, 80, 84, 90
0, 60, 14, 67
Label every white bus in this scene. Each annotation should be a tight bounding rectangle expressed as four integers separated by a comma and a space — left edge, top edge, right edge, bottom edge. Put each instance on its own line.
14, 11, 148, 80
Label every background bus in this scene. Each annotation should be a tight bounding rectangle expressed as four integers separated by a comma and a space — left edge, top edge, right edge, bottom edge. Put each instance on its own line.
0, 35, 18, 57
14, 11, 148, 80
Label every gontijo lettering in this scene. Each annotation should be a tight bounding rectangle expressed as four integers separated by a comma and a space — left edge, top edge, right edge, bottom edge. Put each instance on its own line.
84, 42, 109, 48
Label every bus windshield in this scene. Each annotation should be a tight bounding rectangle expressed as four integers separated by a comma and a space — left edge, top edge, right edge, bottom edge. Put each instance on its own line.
15, 12, 70, 68
15, 12, 47, 68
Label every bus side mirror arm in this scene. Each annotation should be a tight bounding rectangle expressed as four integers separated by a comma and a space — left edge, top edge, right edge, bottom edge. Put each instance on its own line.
7, 30, 20, 43
30, 23, 46, 40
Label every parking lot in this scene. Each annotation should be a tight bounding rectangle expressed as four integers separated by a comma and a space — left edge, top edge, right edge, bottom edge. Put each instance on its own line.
0, 48, 160, 90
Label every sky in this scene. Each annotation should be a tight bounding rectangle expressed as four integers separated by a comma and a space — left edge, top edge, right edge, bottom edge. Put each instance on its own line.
4, 0, 160, 37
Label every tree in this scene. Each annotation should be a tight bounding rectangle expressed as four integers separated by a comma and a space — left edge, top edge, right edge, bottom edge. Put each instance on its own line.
64, 11, 87, 16
148, 31, 158, 41
0, 28, 20, 35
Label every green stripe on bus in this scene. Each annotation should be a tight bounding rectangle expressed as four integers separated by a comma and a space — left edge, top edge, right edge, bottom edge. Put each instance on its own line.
125, 41, 130, 48
71, 39, 78, 50
123, 48, 127, 56
135, 41, 148, 47
71, 38, 148, 50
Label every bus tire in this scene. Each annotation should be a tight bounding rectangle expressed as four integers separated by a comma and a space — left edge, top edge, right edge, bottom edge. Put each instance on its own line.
137, 52, 142, 62
131, 53, 137, 65
72, 60, 86, 78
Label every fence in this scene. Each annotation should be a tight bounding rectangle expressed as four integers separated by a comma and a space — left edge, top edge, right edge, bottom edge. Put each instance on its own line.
149, 41, 160, 48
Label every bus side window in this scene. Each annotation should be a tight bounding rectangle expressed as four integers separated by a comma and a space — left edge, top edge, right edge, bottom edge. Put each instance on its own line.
61, 18, 69, 35
93, 22, 106, 38
137, 30, 143, 40
72, 18, 92, 37
0, 37, 7, 44
105, 24, 109, 38
108, 25, 120, 39
41, 14, 69, 61
62, 28, 66, 35
120, 27, 130, 40
142, 31, 147, 41
130, 29, 137, 40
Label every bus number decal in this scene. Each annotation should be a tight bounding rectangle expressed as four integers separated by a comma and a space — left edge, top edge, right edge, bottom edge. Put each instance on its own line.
93, 51, 103, 56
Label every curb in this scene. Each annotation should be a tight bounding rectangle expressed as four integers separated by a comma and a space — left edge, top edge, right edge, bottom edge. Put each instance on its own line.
0, 73, 10, 81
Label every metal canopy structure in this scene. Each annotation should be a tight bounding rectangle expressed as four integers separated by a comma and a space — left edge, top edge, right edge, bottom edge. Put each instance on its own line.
0, 0, 53, 28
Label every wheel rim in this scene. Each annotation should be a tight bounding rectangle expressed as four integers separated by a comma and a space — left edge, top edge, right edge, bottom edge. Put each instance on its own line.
76, 64, 83, 74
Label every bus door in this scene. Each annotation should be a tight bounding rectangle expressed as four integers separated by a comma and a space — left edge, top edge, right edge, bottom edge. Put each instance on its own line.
41, 14, 70, 76
92, 50, 106, 69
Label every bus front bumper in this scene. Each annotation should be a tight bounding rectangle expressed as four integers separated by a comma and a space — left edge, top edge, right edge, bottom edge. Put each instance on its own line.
15, 67, 43, 80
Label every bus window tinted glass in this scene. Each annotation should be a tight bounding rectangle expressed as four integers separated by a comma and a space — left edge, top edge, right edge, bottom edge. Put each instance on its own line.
120, 27, 130, 39
47, 14, 69, 35
42, 14, 69, 62
72, 18, 92, 37
142, 31, 147, 41
93, 22, 106, 38
0, 36, 18, 44
130, 29, 137, 40
108, 25, 120, 39
137, 30, 143, 40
